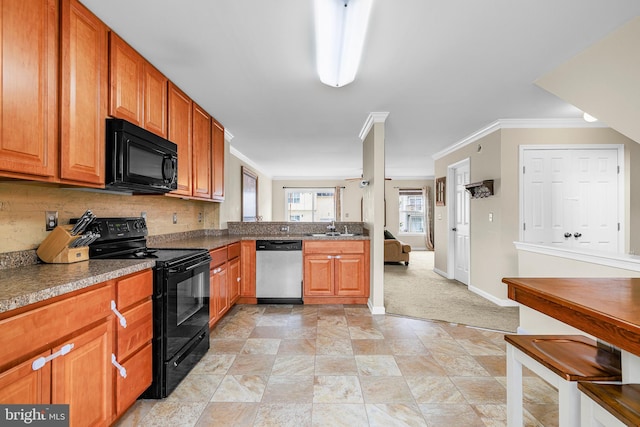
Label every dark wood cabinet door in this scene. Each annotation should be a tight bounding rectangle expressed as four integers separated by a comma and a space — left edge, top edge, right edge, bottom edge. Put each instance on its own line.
0, 0, 58, 179
60, 0, 107, 186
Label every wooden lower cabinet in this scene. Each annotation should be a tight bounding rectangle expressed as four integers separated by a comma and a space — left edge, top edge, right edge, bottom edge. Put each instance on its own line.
0, 350, 51, 404
0, 268, 155, 426
52, 320, 113, 427
112, 269, 153, 421
303, 240, 370, 304
228, 257, 240, 305
239, 241, 257, 304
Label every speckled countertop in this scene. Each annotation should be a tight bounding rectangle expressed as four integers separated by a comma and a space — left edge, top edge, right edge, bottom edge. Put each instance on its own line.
0, 259, 155, 314
150, 234, 369, 250
0, 231, 369, 315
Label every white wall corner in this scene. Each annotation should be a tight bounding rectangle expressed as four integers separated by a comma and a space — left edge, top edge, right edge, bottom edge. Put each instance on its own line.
224, 129, 234, 142
468, 284, 519, 307
368, 299, 386, 315
433, 267, 452, 279
359, 112, 390, 141
229, 146, 271, 179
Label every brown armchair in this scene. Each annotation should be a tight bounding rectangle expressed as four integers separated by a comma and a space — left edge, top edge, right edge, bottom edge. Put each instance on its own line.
384, 231, 411, 265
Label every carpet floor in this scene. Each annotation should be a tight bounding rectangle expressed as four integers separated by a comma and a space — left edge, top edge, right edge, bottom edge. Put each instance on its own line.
384, 251, 519, 332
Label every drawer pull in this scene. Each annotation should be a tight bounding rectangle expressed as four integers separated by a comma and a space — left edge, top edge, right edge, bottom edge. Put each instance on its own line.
111, 300, 127, 328
111, 354, 127, 378
32, 343, 74, 371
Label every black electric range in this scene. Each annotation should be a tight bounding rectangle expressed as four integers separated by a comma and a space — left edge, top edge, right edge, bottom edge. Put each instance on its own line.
75, 217, 211, 398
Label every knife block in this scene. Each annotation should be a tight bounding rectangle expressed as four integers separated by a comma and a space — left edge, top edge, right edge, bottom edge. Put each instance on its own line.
37, 225, 89, 264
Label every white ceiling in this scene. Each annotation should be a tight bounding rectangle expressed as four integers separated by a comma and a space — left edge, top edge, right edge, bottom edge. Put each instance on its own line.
80, 0, 640, 179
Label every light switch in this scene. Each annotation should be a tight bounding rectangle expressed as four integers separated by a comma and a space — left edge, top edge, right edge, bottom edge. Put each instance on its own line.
489, 212, 494, 222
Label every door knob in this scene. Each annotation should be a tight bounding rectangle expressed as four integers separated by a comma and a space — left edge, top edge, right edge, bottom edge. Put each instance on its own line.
564, 232, 572, 238
574, 232, 582, 238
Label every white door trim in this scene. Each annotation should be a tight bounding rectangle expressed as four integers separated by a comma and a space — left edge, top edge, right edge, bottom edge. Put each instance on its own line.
518, 144, 625, 253
447, 158, 471, 282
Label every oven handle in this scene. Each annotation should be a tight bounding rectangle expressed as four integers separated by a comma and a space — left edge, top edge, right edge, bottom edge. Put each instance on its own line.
173, 330, 207, 368
167, 259, 211, 274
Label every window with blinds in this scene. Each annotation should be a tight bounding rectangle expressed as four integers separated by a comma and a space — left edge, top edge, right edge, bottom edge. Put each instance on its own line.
399, 188, 425, 233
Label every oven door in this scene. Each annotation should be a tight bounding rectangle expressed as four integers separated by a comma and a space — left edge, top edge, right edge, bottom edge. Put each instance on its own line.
164, 257, 210, 360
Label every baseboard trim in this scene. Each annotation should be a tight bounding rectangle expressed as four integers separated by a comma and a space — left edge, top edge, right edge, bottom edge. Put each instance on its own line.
367, 299, 386, 315
433, 267, 452, 279
468, 285, 519, 307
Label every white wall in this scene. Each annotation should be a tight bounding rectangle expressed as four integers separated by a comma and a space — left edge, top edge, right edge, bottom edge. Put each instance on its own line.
221, 149, 272, 228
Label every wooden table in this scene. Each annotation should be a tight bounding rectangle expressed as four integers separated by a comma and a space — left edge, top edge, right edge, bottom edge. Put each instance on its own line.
503, 277, 640, 383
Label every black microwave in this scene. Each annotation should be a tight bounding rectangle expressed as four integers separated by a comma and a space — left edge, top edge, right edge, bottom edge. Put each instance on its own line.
105, 118, 178, 194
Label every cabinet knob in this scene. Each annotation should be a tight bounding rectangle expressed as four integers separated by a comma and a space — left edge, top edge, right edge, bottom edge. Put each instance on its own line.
564, 232, 572, 238
574, 232, 582, 238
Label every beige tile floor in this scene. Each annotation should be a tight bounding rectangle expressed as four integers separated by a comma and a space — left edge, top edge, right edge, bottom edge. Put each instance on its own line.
115, 304, 559, 426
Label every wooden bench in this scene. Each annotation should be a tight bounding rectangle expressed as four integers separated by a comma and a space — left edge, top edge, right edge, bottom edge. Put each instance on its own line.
505, 334, 622, 426
578, 382, 640, 427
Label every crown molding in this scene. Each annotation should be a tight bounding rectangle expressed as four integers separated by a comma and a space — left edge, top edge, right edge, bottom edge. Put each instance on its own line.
229, 146, 271, 178
432, 118, 609, 160
224, 129, 234, 142
359, 112, 390, 141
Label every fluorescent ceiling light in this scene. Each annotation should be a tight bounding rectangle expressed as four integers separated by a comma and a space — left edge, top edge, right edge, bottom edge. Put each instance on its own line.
583, 112, 598, 122
314, 0, 373, 88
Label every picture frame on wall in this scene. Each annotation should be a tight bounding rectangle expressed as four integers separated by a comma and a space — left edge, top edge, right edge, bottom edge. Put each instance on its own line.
435, 177, 446, 206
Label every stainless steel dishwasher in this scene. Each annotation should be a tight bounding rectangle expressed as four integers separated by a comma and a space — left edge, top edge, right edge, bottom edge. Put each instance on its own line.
255, 240, 303, 304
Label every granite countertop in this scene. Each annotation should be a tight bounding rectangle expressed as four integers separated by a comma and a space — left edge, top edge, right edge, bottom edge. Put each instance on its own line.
0, 259, 155, 314
0, 233, 369, 315
150, 234, 369, 250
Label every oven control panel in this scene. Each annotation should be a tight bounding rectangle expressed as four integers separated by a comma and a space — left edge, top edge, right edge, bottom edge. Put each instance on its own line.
74, 217, 148, 242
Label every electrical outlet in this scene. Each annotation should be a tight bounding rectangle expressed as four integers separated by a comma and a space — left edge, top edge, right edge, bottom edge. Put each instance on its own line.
173, 213, 177, 224
198, 212, 202, 223
141, 212, 147, 220
45, 211, 58, 231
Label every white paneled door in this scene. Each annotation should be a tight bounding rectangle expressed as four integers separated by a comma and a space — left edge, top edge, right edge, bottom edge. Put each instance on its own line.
522, 148, 620, 252
453, 162, 470, 285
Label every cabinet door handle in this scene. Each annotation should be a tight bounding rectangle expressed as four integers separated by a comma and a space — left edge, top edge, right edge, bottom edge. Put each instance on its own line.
327, 255, 333, 259
111, 354, 127, 378
564, 232, 572, 238
237, 277, 241, 282
334, 255, 341, 259
32, 343, 74, 371
111, 300, 127, 328
574, 232, 582, 238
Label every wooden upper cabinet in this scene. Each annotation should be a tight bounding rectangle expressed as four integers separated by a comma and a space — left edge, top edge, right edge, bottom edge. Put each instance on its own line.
109, 32, 143, 126
212, 119, 225, 201
0, 0, 58, 179
168, 82, 193, 196
109, 32, 167, 138
192, 103, 212, 199
59, 0, 107, 186
142, 63, 167, 138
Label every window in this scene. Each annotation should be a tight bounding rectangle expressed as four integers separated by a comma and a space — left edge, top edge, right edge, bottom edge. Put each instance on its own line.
399, 189, 425, 233
285, 188, 338, 222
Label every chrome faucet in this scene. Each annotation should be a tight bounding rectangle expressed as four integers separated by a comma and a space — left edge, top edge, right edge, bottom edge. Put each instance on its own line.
327, 220, 336, 232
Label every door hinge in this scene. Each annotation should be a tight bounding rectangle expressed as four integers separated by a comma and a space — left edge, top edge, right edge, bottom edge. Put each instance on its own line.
618, 223, 621, 231
523, 223, 526, 231
523, 166, 525, 174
